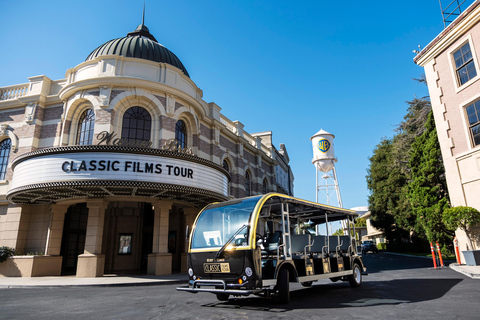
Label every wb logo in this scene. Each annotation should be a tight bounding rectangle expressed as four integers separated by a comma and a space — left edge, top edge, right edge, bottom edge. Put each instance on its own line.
318, 139, 331, 153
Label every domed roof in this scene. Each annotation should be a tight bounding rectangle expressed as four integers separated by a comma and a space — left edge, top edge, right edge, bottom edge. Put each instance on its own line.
86, 23, 190, 77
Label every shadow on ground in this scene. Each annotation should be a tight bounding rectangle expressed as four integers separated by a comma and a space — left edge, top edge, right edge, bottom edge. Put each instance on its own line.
202, 277, 463, 313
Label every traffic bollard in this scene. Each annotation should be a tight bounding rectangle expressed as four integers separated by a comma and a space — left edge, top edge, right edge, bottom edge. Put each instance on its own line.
430, 242, 437, 269
454, 237, 461, 264
436, 241, 444, 267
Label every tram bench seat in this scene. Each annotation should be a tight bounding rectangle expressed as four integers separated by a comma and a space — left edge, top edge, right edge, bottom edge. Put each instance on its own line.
310, 235, 326, 256
309, 236, 350, 258
290, 234, 312, 258
261, 231, 282, 256
328, 236, 350, 254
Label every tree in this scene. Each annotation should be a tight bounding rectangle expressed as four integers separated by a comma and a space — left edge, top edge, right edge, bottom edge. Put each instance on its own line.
443, 206, 480, 250
366, 95, 435, 251
355, 217, 366, 227
366, 138, 409, 248
333, 228, 344, 236
391, 96, 432, 232
407, 111, 452, 250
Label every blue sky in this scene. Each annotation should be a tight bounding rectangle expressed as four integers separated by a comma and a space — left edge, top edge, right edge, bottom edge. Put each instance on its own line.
0, 0, 449, 209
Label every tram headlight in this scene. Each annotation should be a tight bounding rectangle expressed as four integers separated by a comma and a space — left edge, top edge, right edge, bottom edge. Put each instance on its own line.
188, 268, 194, 277
245, 267, 253, 277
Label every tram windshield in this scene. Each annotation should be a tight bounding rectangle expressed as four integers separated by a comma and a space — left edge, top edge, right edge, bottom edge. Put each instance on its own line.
191, 196, 262, 250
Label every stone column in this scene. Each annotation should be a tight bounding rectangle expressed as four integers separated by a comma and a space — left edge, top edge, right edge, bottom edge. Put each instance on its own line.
181, 207, 199, 272
2, 205, 30, 253
45, 204, 69, 256
148, 201, 173, 275
77, 199, 107, 278
34, 204, 70, 276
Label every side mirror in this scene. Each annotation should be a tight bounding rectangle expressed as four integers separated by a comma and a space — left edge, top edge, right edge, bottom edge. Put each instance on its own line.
185, 225, 190, 242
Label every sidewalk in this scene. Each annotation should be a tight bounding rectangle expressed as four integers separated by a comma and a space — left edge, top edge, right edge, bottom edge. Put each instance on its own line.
449, 263, 480, 279
0, 273, 189, 288
384, 252, 480, 279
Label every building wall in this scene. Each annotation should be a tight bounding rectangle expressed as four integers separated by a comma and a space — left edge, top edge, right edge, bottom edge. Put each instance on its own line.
416, 4, 480, 258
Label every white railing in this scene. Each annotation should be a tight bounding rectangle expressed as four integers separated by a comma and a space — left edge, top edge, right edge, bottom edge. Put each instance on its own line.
0, 84, 29, 101
220, 116, 237, 134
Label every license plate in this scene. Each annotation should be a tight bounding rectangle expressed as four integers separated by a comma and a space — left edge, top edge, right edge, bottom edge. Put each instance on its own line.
203, 263, 230, 273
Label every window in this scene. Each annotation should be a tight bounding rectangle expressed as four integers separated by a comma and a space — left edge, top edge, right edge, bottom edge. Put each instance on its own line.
175, 120, 187, 148
76, 109, 95, 145
466, 101, 480, 146
263, 179, 268, 194
245, 171, 251, 196
222, 159, 229, 172
122, 107, 151, 141
0, 139, 11, 180
454, 43, 477, 86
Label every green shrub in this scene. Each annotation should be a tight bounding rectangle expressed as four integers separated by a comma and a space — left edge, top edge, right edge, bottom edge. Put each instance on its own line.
377, 242, 387, 251
0, 246, 15, 263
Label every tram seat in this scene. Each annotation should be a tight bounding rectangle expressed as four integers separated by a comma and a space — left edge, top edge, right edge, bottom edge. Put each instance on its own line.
328, 236, 350, 255
262, 231, 282, 255
311, 235, 326, 257
290, 234, 312, 258
327, 236, 337, 252
338, 236, 350, 252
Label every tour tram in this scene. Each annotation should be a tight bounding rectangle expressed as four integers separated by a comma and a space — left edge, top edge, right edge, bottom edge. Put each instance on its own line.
177, 193, 366, 303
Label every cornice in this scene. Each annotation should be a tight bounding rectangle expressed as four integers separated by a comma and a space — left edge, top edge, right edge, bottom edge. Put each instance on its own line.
415, 1, 480, 67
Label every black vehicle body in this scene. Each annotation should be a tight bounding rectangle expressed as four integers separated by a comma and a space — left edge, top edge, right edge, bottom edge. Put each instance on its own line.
177, 193, 366, 303
361, 240, 378, 254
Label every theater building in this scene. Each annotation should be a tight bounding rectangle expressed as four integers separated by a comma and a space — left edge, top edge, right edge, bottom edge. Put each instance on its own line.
0, 22, 294, 277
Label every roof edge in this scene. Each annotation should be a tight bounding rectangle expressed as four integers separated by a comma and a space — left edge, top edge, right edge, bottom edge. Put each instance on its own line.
414, 0, 480, 66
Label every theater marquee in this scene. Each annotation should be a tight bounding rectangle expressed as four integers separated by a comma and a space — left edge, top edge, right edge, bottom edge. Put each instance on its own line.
7, 146, 229, 206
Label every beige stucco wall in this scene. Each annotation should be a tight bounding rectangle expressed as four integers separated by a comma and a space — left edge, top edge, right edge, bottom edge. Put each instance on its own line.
419, 8, 480, 260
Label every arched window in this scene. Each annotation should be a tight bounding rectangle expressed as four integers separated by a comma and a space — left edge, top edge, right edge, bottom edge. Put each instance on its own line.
222, 159, 229, 172
0, 139, 11, 180
76, 109, 95, 145
245, 171, 251, 197
263, 179, 268, 194
122, 107, 152, 141
175, 120, 187, 148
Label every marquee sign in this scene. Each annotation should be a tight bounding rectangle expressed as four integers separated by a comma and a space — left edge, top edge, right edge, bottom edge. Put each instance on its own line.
8, 146, 228, 205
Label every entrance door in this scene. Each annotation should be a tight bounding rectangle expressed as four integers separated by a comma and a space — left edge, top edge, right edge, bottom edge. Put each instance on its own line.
60, 203, 88, 275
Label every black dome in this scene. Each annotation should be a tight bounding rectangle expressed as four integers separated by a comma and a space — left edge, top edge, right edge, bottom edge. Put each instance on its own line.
86, 24, 190, 77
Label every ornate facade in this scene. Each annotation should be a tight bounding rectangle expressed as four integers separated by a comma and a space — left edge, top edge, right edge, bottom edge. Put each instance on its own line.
0, 23, 293, 277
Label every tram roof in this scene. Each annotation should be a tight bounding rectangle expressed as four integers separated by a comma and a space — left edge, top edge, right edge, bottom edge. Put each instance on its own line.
206, 193, 359, 224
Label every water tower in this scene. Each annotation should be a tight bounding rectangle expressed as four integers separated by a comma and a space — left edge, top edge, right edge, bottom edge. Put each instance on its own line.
311, 129, 343, 208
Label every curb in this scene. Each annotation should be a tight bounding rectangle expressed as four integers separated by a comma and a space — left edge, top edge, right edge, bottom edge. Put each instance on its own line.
0, 278, 188, 289
449, 263, 480, 279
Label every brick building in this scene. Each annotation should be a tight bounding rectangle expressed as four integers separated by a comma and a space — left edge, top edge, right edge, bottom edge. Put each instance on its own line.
414, 1, 480, 262
0, 22, 293, 277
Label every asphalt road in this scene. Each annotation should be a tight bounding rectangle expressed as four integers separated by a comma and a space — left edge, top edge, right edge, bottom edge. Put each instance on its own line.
0, 253, 478, 320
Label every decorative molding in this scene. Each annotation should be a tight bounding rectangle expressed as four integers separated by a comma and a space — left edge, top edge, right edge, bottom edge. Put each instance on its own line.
99, 86, 111, 108
0, 124, 18, 152
166, 93, 175, 116
25, 102, 37, 124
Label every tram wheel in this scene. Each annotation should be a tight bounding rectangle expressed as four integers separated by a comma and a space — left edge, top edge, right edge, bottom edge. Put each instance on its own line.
277, 268, 290, 304
216, 293, 230, 301
348, 262, 362, 287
